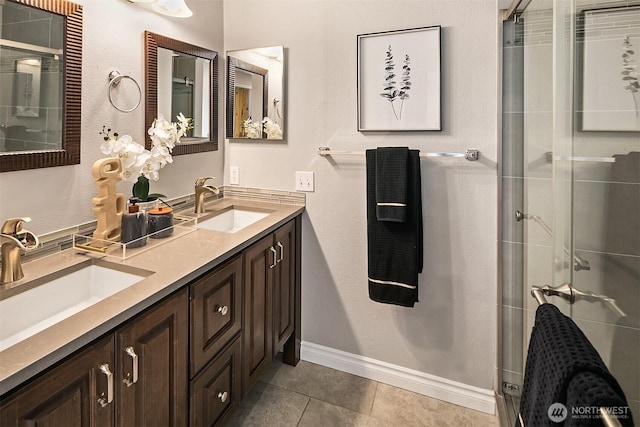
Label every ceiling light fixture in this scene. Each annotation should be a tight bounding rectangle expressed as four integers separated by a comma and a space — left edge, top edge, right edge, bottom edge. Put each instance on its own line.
151, 0, 193, 18
127, 0, 193, 18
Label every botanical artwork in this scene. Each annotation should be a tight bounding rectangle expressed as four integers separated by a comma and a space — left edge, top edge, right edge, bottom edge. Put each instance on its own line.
622, 36, 639, 117
380, 46, 412, 120
358, 26, 441, 131
581, 6, 640, 131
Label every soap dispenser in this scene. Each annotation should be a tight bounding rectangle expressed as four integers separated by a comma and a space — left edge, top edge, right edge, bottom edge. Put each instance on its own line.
121, 199, 147, 248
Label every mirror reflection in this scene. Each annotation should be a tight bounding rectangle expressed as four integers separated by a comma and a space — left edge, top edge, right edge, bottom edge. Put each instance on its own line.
0, 0, 82, 173
145, 31, 219, 156
1, 0, 64, 152
226, 46, 284, 140
157, 47, 210, 143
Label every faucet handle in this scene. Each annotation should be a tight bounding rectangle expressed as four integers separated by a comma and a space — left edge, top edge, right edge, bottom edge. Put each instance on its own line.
1, 217, 32, 235
195, 177, 215, 187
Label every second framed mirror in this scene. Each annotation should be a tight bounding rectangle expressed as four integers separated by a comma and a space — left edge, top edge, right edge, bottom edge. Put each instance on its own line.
226, 46, 284, 140
145, 31, 218, 155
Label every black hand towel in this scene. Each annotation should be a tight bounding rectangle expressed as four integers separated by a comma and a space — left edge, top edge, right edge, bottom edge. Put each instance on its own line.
375, 147, 409, 222
518, 303, 633, 426
366, 148, 423, 307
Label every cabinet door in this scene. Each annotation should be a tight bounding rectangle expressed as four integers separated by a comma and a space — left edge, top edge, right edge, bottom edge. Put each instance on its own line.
115, 289, 188, 427
273, 220, 296, 354
190, 255, 243, 376
190, 335, 242, 427
0, 336, 114, 427
242, 234, 274, 395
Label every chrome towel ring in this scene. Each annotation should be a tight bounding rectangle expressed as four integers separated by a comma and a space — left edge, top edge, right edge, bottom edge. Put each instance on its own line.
108, 70, 142, 113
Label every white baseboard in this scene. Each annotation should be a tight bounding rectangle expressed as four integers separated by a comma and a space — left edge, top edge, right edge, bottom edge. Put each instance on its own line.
300, 341, 496, 415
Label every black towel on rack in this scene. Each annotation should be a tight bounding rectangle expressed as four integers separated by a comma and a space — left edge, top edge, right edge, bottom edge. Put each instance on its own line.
518, 303, 633, 427
375, 147, 409, 222
366, 148, 423, 307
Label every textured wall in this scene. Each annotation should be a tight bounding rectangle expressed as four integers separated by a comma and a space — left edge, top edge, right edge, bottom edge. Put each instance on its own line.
225, 0, 499, 390
0, 0, 224, 235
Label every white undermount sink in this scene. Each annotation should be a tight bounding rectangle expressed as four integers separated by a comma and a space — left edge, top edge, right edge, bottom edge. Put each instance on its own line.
197, 207, 270, 233
0, 260, 151, 352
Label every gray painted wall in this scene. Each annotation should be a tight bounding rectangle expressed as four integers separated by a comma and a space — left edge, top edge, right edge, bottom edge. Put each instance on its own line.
225, 0, 499, 390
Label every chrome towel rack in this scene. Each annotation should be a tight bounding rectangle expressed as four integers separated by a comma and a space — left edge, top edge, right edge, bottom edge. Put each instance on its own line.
530, 284, 625, 427
318, 147, 480, 161
531, 283, 625, 318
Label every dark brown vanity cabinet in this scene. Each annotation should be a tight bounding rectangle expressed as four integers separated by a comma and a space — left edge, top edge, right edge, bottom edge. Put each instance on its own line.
0, 289, 189, 427
242, 218, 300, 395
0, 335, 114, 427
0, 214, 302, 427
189, 255, 243, 426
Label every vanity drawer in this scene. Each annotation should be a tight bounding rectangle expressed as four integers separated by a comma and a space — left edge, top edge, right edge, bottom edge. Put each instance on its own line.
190, 335, 241, 427
190, 255, 242, 376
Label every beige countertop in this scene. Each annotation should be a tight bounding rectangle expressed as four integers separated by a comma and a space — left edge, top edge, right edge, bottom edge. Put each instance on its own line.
0, 198, 304, 395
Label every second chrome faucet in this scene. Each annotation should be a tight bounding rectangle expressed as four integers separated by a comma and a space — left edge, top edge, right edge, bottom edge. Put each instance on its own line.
194, 177, 220, 213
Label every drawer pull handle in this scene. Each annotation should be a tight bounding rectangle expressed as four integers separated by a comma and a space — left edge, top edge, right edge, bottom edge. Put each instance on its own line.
123, 346, 139, 387
217, 305, 229, 316
269, 246, 277, 269
218, 391, 228, 403
98, 363, 114, 407
276, 242, 284, 263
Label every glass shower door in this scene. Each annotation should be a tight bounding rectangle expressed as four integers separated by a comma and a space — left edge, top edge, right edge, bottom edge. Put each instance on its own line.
500, 0, 639, 423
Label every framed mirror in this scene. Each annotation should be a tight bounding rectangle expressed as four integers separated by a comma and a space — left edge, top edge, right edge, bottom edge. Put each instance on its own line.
226, 46, 284, 140
0, 0, 82, 173
145, 31, 218, 155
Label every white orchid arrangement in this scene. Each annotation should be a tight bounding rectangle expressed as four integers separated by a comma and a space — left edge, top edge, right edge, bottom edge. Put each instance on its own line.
242, 117, 262, 139
100, 113, 192, 201
242, 116, 282, 139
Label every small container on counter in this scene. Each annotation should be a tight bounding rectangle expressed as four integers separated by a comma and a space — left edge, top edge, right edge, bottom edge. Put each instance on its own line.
147, 206, 174, 239
121, 199, 147, 248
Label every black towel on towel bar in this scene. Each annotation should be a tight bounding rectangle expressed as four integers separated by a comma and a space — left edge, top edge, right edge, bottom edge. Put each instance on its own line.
366, 148, 423, 307
518, 303, 633, 427
375, 147, 409, 222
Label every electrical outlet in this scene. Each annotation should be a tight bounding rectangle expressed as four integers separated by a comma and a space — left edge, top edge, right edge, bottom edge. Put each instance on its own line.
295, 171, 314, 192
230, 166, 239, 185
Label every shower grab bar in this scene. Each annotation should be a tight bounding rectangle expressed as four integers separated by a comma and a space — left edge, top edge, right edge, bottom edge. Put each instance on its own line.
531, 283, 626, 320
530, 285, 624, 427
515, 210, 591, 272
318, 147, 480, 161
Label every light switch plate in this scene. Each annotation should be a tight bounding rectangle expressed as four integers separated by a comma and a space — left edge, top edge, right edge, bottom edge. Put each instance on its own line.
295, 171, 314, 192
230, 166, 239, 185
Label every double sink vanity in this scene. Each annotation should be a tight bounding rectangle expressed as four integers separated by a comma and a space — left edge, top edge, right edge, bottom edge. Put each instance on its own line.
0, 195, 304, 426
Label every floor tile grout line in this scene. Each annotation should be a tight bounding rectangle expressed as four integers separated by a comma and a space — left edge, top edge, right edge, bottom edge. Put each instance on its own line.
367, 381, 380, 417
295, 395, 312, 427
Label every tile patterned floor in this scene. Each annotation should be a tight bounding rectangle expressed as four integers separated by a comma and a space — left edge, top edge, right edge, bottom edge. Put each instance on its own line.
224, 356, 499, 426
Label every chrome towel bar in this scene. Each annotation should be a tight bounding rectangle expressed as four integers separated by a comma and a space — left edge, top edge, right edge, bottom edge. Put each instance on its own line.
529, 285, 625, 427
318, 147, 480, 161
531, 283, 625, 318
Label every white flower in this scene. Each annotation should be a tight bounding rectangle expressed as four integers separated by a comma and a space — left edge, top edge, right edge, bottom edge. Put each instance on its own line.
262, 117, 282, 139
242, 118, 262, 138
100, 113, 191, 184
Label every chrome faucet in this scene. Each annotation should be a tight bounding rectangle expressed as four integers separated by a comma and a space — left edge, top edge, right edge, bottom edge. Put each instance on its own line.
1, 217, 40, 283
194, 177, 220, 213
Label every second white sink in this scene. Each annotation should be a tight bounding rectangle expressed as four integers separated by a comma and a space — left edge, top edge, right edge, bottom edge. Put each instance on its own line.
198, 207, 270, 233
0, 260, 151, 352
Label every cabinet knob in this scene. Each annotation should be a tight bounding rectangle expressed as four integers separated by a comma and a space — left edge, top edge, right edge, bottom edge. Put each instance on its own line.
217, 391, 228, 403
217, 305, 229, 316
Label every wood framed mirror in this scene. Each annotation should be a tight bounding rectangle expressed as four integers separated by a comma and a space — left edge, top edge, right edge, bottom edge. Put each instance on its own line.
0, 0, 82, 173
144, 31, 219, 155
226, 46, 285, 140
